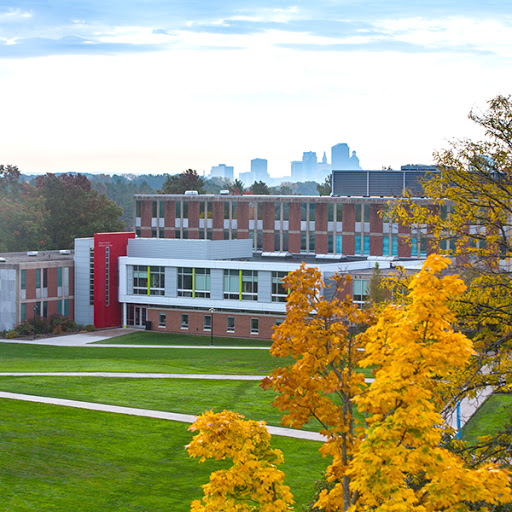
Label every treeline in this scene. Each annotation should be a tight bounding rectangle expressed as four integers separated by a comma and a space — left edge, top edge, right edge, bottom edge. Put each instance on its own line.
1, 166, 124, 252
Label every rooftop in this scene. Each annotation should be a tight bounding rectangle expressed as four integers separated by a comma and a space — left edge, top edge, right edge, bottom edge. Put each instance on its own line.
0, 250, 74, 265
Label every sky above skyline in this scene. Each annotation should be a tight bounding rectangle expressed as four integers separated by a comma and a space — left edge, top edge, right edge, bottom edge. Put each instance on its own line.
1, 1, 511, 177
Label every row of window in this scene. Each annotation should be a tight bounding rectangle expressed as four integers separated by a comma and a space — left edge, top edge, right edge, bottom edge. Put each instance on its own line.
20, 299, 70, 321
138, 200, 388, 224
132, 267, 288, 302
20, 268, 70, 300
159, 312, 263, 335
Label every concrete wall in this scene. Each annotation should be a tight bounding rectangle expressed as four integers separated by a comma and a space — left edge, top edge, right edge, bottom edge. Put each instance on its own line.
0, 268, 17, 330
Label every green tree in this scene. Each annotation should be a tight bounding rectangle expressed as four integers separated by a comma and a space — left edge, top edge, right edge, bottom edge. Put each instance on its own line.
35, 173, 124, 249
161, 169, 205, 194
392, 94, 512, 465
250, 180, 271, 195
317, 175, 332, 196
0, 165, 48, 252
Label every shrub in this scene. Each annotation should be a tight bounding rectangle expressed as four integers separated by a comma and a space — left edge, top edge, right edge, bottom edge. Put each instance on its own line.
85, 324, 96, 332
6, 330, 18, 339
15, 317, 51, 336
49, 315, 79, 333
52, 325, 62, 335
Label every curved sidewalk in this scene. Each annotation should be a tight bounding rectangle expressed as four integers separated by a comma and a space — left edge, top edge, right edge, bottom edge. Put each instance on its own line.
0, 391, 325, 442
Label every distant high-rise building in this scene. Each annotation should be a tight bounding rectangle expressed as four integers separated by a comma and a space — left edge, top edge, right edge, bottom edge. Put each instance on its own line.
210, 164, 234, 181
302, 151, 318, 181
331, 143, 361, 170
291, 161, 303, 182
251, 158, 269, 182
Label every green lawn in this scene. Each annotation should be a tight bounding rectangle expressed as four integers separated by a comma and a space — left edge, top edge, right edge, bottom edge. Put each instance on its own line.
0, 343, 290, 374
0, 376, 326, 432
95, 331, 273, 347
462, 393, 512, 444
0, 398, 326, 511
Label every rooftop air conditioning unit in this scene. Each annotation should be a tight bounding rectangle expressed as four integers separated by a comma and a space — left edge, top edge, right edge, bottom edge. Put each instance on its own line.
27, 251, 39, 256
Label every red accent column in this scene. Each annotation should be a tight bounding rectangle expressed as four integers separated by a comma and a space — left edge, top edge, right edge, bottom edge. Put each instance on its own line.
93, 232, 136, 329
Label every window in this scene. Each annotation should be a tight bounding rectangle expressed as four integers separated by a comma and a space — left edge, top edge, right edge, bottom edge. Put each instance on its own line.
194, 268, 210, 298
57, 267, 62, 288
105, 247, 110, 306
336, 234, 343, 254
133, 265, 148, 295
392, 236, 399, 256
177, 267, 193, 297
275, 318, 284, 327
309, 233, 315, 252
300, 233, 307, 253
227, 316, 235, 333
21, 303, 26, 322
363, 236, 370, 256
35, 269, 41, 289
175, 201, 181, 219
159, 229, 164, 238
355, 204, 361, 222
204, 315, 211, 331
336, 203, 343, 222
149, 266, 165, 296
327, 234, 333, 253
309, 203, 315, 222
89, 248, 94, 305
256, 232, 263, 252
158, 313, 166, 328
43, 301, 48, 319
353, 279, 370, 304
231, 202, 237, 220
355, 236, 361, 255
224, 269, 239, 300
383, 236, 390, 256
272, 271, 288, 302
300, 203, 307, 221
21, 270, 26, 290
411, 237, 418, 257
159, 201, 165, 218
152, 201, 157, 218
64, 299, 69, 316
241, 270, 258, 301
182, 201, 188, 219
135, 200, 141, 217
274, 232, 280, 251
57, 300, 62, 315
151, 229, 157, 238
364, 204, 370, 223
328, 203, 334, 222
420, 238, 427, 258
251, 318, 259, 335
181, 314, 189, 329
275, 203, 281, 220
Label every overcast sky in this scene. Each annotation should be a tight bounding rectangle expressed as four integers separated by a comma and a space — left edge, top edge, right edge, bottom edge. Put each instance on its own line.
1, 1, 511, 177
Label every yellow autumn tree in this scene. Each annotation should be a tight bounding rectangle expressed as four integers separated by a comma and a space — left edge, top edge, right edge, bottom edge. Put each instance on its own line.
343, 254, 511, 512
262, 264, 371, 511
186, 410, 294, 512
392, 94, 512, 464
188, 257, 512, 511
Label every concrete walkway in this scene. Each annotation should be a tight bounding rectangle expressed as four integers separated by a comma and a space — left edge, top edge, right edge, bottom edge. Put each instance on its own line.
0, 372, 267, 380
0, 391, 325, 442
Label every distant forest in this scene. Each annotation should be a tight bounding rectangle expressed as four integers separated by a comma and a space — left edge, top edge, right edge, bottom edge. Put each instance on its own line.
21, 173, 325, 230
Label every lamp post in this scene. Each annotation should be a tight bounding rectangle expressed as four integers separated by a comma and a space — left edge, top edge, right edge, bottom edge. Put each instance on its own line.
33, 304, 37, 340
209, 308, 215, 346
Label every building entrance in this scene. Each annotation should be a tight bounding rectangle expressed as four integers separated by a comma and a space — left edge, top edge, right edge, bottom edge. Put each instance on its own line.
127, 305, 147, 328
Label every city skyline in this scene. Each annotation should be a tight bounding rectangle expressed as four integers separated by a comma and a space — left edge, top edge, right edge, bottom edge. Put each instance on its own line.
1, 1, 511, 176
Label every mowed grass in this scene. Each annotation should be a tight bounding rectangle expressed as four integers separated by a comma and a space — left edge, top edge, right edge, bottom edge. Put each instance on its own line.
462, 393, 512, 444
0, 377, 326, 432
0, 398, 327, 511
0, 343, 290, 374
95, 331, 273, 347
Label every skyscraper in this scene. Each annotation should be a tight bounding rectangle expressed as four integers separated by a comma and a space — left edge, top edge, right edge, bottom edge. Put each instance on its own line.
251, 158, 269, 182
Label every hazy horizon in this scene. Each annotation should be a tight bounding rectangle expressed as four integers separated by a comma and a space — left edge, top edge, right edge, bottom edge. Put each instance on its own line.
1, 1, 510, 177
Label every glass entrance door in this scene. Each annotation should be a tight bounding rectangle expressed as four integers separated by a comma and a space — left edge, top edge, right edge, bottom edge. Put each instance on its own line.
128, 305, 147, 327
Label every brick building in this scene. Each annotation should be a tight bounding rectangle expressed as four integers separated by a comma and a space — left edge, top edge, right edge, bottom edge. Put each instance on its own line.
133, 194, 432, 259
0, 250, 74, 331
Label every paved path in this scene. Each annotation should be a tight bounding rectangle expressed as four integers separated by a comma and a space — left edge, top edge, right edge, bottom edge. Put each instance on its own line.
0, 372, 267, 380
0, 391, 325, 442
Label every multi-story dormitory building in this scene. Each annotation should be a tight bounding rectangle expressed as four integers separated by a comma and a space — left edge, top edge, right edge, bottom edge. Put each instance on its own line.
0, 250, 74, 331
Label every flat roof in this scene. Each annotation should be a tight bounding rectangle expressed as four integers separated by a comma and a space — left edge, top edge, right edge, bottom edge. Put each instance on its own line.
0, 250, 74, 264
